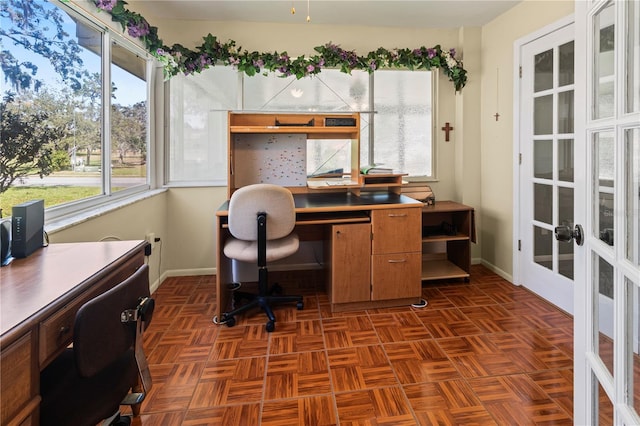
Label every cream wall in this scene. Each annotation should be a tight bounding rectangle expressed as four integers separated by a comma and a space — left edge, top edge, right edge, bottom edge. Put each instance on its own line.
48, 192, 168, 289
479, 0, 574, 280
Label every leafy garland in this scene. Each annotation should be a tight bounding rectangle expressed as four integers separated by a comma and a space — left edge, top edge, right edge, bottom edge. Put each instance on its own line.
90, 0, 467, 91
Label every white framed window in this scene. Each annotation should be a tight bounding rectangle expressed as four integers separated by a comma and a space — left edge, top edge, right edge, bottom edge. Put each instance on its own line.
0, 0, 151, 221
167, 67, 434, 184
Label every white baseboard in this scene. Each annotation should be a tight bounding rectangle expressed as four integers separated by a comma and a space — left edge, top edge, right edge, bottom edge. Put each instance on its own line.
480, 259, 514, 284
154, 259, 516, 291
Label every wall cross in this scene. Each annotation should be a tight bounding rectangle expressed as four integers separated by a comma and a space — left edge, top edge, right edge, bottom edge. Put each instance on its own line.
441, 122, 454, 142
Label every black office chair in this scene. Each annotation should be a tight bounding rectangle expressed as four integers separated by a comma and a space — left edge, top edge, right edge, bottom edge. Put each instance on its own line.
40, 264, 154, 426
220, 184, 303, 332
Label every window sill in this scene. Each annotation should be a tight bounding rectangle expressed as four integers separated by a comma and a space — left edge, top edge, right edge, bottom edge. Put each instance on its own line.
46, 188, 167, 235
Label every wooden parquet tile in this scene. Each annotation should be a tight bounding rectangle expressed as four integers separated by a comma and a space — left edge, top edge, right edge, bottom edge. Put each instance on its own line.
130, 265, 595, 425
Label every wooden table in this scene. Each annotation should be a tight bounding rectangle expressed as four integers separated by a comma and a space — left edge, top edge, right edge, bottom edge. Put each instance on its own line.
0, 240, 147, 425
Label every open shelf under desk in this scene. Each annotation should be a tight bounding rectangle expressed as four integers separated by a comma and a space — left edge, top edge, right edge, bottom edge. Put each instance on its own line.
422, 234, 470, 243
421, 258, 470, 281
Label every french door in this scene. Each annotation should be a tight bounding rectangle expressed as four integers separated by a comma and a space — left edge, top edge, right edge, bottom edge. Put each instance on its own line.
518, 21, 576, 314
574, 0, 640, 424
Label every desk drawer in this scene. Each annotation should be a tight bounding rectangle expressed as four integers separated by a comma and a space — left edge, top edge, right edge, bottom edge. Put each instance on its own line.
39, 253, 144, 367
1, 332, 37, 425
39, 298, 82, 367
371, 208, 421, 254
371, 252, 421, 301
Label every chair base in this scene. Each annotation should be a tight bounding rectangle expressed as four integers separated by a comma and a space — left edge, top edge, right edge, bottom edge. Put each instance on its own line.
102, 413, 132, 426
221, 282, 303, 332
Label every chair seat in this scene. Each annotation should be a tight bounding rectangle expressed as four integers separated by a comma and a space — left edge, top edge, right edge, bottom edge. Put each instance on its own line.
224, 233, 299, 263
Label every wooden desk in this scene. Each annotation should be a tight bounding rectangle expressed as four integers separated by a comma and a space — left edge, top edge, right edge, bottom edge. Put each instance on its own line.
216, 192, 423, 316
0, 240, 146, 426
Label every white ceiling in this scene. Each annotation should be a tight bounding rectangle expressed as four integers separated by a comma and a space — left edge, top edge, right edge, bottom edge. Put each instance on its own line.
127, 0, 521, 29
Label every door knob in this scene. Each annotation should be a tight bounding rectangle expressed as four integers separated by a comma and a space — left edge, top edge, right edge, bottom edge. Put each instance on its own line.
554, 224, 584, 246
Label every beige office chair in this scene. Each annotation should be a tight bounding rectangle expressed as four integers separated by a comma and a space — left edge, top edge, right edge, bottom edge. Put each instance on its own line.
221, 184, 303, 332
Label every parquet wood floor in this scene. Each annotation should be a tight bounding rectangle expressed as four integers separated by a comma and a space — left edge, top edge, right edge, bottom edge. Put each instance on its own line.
124, 264, 629, 425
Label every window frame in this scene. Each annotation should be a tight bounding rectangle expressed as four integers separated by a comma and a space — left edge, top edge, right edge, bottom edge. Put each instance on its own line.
31, 1, 156, 224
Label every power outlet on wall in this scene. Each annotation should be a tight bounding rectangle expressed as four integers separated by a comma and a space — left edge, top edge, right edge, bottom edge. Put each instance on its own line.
145, 232, 156, 249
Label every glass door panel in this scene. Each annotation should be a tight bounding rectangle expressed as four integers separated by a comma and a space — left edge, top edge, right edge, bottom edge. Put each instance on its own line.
559, 41, 575, 86
534, 139, 553, 178
593, 132, 615, 246
627, 0, 639, 113
558, 90, 574, 133
558, 186, 574, 279
534, 225, 553, 270
594, 2, 615, 120
627, 278, 640, 415
558, 138, 574, 181
535, 183, 553, 223
535, 95, 553, 134
535, 48, 554, 91
594, 254, 614, 376
626, 128, 640, 265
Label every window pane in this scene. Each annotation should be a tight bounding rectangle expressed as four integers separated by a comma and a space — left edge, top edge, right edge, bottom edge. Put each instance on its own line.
169, 68, 434, 183
243, 69, 369, 112
373, 70, 432, 177
111, 40, 148, 193
0, 1, 103, 211
168, 67, 237, 182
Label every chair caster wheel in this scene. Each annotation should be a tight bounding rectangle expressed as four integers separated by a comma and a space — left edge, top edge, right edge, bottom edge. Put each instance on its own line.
266, 321, 275, 332
223, 315, 236, 327
296, 301, 304, 310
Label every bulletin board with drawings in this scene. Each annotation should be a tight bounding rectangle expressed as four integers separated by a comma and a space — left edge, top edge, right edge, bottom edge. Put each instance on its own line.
232, 133, 307, 188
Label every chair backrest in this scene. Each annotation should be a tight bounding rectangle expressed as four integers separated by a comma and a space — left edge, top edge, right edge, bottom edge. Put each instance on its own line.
73, 264, 150, 378
228, 184, 296, 241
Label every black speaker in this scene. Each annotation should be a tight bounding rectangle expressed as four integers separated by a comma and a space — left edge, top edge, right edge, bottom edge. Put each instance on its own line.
1, 220, 12, 266
325, 117, 356, 127
12, 199, 44, 258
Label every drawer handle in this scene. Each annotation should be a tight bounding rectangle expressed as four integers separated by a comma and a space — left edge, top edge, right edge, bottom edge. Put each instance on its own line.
59, 325, 71, 336
388, 259, 407, 263
388, 213, 407, 217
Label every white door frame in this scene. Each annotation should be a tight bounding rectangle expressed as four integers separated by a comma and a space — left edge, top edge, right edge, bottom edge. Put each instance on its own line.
512, 14, 575, 286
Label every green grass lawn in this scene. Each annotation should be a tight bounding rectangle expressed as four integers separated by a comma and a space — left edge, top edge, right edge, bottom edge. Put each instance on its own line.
0, 186, 102, 214
0, 166, 143, 215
